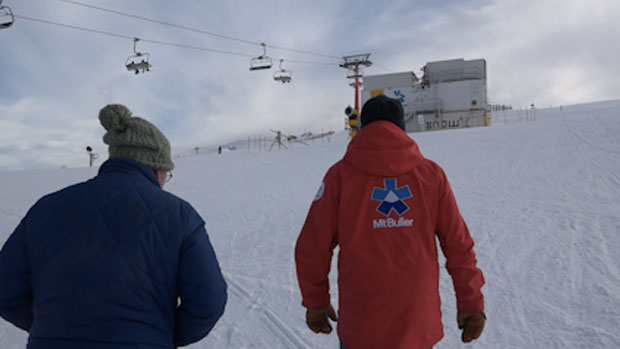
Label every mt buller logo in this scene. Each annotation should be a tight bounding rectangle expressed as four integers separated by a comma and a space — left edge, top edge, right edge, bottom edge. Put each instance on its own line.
371, 178, 414, 229
371, 178, 412, 216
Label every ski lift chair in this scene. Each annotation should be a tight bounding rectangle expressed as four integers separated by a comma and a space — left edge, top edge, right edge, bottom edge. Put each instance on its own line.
0, 1, 14, 29
125, 54, 151, 74
273, 72, 291, 83
273, 59, 292, 83
125, 38, 151, 75
249, 43, 273, 71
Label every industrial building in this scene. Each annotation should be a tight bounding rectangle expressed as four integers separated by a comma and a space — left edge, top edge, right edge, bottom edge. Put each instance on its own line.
361, 58, 489, 132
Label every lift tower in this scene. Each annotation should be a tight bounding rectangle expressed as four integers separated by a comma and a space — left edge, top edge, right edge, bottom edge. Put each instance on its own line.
340, 54, 372, 137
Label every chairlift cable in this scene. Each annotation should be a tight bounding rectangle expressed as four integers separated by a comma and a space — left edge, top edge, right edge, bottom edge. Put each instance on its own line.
14, 14, 132, 40
282, 59, 335, 66
14, 15, 255, 58
14, 14, 393, 70
374, 63, 396, 73
56, 0, 259, 46
262, 44, 340, 60
141, 38, 253, 57
55, 0, 341, 60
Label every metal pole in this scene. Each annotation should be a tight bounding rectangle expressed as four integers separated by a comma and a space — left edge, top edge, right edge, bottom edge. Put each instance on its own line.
340, 53, 371, 139
354, 63, 360, 121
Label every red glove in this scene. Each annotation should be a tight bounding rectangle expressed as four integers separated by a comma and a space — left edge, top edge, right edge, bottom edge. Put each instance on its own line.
306, 305, 338, 334
458, 311, 486, 343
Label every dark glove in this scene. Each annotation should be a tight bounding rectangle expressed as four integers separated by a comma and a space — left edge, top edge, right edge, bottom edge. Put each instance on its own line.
306, 304, 338, 334
458, 311, 486, 343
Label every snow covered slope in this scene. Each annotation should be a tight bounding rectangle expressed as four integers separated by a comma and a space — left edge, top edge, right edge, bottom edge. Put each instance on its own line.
1, 100, 619, 348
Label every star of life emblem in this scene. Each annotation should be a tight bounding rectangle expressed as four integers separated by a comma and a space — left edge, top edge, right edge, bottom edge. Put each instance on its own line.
371, 178, 412, 216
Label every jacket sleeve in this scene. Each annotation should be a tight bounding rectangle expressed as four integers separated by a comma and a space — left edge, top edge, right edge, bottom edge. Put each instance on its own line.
175, 217, 227, 347
0, 220, 33, 331
435, 167, 485, 313
295, 168, 340, 310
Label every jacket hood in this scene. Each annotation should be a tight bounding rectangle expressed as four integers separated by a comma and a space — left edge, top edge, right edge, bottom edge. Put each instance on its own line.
343, 121, 425, 176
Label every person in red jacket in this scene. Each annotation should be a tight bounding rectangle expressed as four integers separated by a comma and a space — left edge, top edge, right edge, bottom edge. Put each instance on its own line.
295, 95, 486, 349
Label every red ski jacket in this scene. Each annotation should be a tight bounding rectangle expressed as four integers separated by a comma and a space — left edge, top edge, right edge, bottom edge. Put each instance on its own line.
295, 121, 485, 349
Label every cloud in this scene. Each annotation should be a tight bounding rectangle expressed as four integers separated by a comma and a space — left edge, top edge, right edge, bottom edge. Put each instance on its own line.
1, 0, 619, 171
0, 98, 103, 170
410, 0, 619, 106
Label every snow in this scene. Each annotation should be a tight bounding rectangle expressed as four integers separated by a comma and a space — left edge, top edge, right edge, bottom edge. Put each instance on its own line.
1, 100, 620, 348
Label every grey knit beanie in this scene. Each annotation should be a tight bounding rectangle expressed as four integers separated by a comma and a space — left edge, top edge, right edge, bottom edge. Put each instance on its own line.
99, 104, 174, 171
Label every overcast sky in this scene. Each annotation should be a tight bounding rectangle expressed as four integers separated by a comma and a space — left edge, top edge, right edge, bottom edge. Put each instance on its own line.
1, 0, 619, 171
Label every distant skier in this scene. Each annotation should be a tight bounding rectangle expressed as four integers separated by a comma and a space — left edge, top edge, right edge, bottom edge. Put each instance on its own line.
0, 104, 227, 348
295, 95, 486, 348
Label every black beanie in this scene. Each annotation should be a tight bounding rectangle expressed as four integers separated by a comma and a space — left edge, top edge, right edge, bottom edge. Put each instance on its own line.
361, 95, 406, 131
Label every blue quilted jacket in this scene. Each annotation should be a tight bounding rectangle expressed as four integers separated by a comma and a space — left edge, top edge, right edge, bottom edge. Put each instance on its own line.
0, 158, 227, 348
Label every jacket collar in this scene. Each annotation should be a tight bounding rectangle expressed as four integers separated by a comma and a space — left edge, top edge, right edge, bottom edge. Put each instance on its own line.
98, 157, 160, 187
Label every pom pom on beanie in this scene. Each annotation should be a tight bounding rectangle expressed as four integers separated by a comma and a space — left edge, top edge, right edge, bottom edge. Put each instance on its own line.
99, 104, 174, 171
99, 104, 132, 132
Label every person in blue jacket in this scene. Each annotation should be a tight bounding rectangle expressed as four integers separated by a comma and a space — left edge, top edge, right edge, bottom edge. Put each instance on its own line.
0, 104, 227, 348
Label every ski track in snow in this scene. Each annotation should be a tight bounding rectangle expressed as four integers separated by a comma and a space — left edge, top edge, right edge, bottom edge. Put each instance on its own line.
223, 274, 310, 349
1, 101, 620, 348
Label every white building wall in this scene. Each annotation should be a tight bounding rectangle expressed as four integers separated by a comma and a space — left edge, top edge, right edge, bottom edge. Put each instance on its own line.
362, 72, 418, 91
436, 80, 486, 111
361, 58, 488, 133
